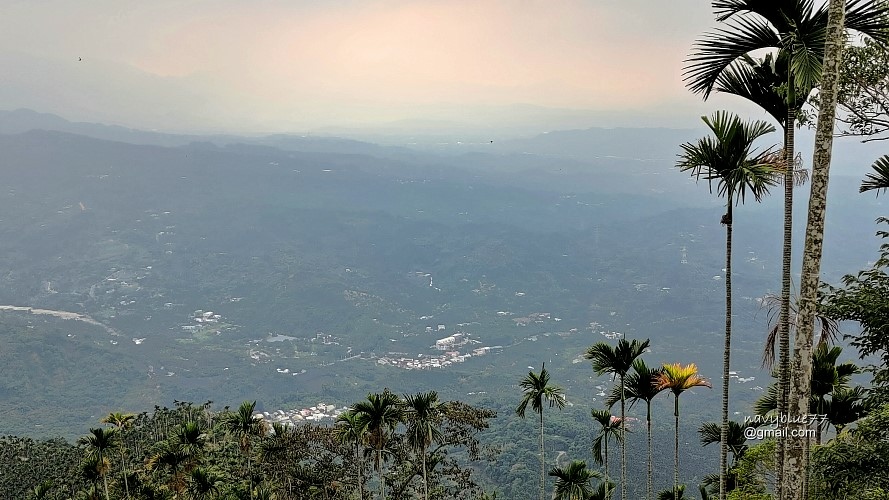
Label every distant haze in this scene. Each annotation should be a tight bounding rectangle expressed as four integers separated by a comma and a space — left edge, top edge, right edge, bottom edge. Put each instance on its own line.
1, 0, 771, 135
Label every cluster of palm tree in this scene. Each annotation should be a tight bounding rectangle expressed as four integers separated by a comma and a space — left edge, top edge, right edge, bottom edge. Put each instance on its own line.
516, 341, 712, 500
682, 1, 889, 499
755, 344, 867, 443
335, 389, 452, 500
10, 396, 494, 499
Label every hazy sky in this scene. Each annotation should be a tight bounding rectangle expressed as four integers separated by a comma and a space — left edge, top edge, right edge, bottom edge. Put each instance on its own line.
0, 1, 769, 135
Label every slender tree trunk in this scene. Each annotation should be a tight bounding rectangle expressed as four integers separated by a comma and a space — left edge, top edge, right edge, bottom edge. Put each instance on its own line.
379, 448, 385, 500
540, 410, 545, 500
786, 2, 845, 499
720, 199, 733, 500
620, 373, 627, 500
121, 447, 129, 499
103, 464, 110, 500
422, 444, 429, 500
356, 443, 365, 500
248, 452, 254, 500
674, 395, 680, 499
647, 402, 653, 500
776, 102, 796, 500
605, 432, 610, 496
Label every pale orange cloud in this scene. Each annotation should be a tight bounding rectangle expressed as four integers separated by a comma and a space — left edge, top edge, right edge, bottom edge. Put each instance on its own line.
127, 1, 701, 110
0, 0, 729, 131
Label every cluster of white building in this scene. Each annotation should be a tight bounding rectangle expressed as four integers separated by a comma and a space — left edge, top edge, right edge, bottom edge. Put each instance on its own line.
193, 310, 221, 324
434, 332, 469, 350
181, 310, 223, 332
255, 403, 349, 426
375, 345, 500, 371
512, 312, 556, 327
377, 350, 470, 369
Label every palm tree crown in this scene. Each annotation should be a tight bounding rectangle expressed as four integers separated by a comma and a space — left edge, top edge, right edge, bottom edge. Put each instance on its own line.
516, 363, 567, 418
585, 339, 650, 379
657, 363, 713, 396
549, 460, 603, 500
684, 0, 889, 99
677, 111, 778, 206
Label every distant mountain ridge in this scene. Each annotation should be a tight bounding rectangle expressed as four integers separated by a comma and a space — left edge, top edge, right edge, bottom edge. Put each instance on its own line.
2, 107, 883, 176
0, 108, 409, 157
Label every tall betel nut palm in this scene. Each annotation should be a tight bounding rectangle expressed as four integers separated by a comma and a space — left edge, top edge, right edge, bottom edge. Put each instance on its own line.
590, 408, 624, 495
78, 427, 119, 500
516, 362, 566, 500
224, 401, 266, 499
656, 363, 712, 500
334, 409, 368, 500
684, 2, 889, 497
585, 338, 649, 500
677, 110, 778, 499
100, 412, 135, 499
403, 390, 444, 500
353, 389, 404, 500
606, 359, 666, 500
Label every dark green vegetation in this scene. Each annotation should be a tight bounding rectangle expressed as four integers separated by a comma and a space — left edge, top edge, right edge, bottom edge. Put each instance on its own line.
0, 396, 495, 499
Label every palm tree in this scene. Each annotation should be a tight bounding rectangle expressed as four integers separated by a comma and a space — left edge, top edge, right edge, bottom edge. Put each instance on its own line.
585, 338, 649, 500
78, 427, 119, 500
403, 391, 444, 500
760, 292, 841, 370
146, 437, 192, 495
516, 363, 567, 500
334, 410, 367, 499
589, 480, 616, 500
757, 345, 861, 433
224, 401, 266, 498
261, 422, 301, 497
174, 421, 208, 469
684, 3, 889, 497
677, 110, 777, 498
860, 155, 889, 195
699, 419, 753, 495
810, 343, 859, 443
353, 390, 404, 500
823, 385, 867, 434
29, 480, 54, 500
590, 408, 623, 495
657, 363, 712, 499
605, 359, 665, 500
699, 420, 751, 466
79, 455, 109, 500
657, 484, 687, 500
186, 467, 221, 500
548, 460, 603, 500
101, 412, 136, 499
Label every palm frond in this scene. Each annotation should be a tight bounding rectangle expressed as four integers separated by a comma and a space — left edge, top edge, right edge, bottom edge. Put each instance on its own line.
685, 16, 781, 97
657, 363, 713, 394
860, 155, 889, 195
844, 0, 889, 44
714, 53, 788, 126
